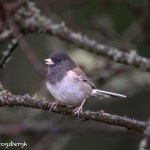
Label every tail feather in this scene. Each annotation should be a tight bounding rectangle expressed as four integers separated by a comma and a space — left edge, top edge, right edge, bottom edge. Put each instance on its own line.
92, 89, 126, 99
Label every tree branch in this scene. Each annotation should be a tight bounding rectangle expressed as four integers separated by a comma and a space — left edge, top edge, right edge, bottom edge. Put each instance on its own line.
1, 1, 150, 72
14, 2, 150, 72
0, 121, 130, 136
0, 91, 148, 133
0, 0, 46, 76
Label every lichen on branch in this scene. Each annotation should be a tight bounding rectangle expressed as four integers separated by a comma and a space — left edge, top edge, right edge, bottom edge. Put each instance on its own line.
0, 90, 148, 133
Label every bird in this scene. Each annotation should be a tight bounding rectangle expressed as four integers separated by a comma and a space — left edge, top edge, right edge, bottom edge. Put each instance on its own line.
45, 51, 126, 116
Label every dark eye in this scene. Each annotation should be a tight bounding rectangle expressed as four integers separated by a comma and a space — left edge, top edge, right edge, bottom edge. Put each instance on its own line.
57, 58, 61, 62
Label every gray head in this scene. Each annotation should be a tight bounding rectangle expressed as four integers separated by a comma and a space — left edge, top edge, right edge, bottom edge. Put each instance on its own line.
45, 52, 77, 84
45, 52, 77, 74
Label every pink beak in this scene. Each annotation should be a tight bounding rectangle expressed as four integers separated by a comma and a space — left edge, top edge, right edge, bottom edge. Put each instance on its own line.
44, 58, 54, 65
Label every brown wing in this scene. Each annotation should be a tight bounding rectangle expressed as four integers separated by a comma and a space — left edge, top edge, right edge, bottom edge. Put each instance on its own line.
72, 67, 96, 89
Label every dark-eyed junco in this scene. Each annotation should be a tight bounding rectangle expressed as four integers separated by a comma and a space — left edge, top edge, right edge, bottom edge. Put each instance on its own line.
45, 52, 126, 116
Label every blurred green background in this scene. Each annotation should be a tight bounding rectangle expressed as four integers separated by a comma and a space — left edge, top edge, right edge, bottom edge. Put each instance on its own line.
0, 0, 150, 149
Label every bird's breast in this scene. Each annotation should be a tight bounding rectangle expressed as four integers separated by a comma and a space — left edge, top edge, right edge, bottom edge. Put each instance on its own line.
46, 71, 92, 105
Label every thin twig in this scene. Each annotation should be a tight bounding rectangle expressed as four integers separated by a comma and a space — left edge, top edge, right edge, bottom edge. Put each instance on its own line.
4, 0, 27, 14
0, 29, 12, 42
0, 38, 18, 68
139, 119, 150, 150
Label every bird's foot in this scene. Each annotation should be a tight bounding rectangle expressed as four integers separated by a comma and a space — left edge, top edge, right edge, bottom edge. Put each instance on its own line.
73, 106, 83, 117
73, 99, 86, 117
49, 101, 60, 111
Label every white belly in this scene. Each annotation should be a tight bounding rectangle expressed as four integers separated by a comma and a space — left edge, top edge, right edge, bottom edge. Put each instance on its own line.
46, 76, 90, 105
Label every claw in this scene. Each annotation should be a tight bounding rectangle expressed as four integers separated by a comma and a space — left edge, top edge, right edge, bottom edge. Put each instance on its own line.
73, 106, 83, 117
73, 99, 86, 117
49, 101, 60, 111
